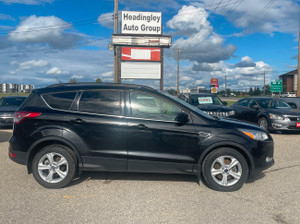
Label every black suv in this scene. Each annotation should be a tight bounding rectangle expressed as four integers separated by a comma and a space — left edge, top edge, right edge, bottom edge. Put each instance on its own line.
9, 83, 274, 191
178, 93, 235, 118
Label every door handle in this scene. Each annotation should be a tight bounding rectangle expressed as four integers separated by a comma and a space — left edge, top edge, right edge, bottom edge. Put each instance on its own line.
137, 124, 147, 130
71, 118, 85, 124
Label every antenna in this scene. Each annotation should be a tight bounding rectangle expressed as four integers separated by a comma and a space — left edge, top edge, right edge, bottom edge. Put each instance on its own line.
52, 74, 62, 84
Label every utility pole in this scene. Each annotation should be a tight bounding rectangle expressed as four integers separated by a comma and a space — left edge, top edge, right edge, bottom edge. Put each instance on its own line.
177, 48, 180, 96
113, 0, 119, 83
298, 13, 300, 96
225, 75, 227, 93
263, 71, 266, 96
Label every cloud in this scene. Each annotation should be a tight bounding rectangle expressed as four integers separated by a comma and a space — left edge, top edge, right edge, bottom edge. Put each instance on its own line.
46, 67, 69, 75
9, 15, 82, 49
198, 0, 300, 36
18, 60, 50, 70
235, 56, 256, 68
167, 5, 237, 64
0, 0, 54, 5
0, 13, 15, 21
98, 12, 114, 29
119, 0, 180, 10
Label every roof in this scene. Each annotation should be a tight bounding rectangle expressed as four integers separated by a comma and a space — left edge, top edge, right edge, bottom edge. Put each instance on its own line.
35, 82, 157, 94
279, 69, 298, 78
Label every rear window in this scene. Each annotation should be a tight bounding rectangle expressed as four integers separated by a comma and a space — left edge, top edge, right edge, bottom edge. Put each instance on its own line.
78, 90, 121, 115
43, 92, 77, 110
0, 97, 26, 107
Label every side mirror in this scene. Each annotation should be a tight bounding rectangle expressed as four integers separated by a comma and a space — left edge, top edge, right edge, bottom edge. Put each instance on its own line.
288, 103, 297, 109
223, 102, 227, 106
250, 104, 258, 110
175, 112, 189, 125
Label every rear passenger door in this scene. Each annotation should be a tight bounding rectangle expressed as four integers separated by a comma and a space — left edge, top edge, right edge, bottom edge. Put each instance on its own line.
65, 90, 127, 171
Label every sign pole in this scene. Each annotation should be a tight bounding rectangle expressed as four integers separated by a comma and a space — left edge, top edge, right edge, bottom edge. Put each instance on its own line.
113, 0, 119, 83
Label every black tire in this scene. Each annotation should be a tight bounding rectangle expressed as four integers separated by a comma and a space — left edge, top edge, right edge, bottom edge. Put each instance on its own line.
32, 145, 77, 189
202, 148, 249, 192
258, 117, 269, 131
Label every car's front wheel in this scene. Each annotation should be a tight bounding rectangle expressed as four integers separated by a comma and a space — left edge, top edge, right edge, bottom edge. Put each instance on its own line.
258, 117, 269, 131
32, 145, 77, 188
202, 148, 249, 192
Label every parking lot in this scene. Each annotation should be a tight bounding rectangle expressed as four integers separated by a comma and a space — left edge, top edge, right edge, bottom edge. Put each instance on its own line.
0, 129, 300, 224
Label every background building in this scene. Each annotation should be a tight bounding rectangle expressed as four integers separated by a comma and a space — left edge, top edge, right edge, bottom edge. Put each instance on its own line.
0, 83, 34, 93
279, 69, 297, 93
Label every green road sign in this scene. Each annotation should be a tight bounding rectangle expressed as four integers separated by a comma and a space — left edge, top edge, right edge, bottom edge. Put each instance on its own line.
270, 80, 283, 92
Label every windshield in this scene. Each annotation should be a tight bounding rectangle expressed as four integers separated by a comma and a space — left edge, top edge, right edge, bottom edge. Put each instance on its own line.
190, 95, 223, 106
161, 92, 214, 120
0, 97, 25, 107
257, 98, 291, 109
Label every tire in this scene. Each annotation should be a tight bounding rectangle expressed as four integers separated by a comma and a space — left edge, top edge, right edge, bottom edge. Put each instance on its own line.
258, 117, 269, 131
32, 145, 77, 189
202, 148, 249, 192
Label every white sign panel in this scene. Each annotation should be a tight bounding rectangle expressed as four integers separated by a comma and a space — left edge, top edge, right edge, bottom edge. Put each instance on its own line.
121, 62, 161, 79
198, 97, 213, 104
112, 35, 171, 47
121, 11, 162, 35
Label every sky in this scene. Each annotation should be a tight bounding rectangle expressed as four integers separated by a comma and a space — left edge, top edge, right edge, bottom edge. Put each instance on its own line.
0, 0, 299, 91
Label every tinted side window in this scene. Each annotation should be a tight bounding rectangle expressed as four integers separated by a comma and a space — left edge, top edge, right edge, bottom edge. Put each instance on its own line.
129, 91, 181, 121
79, 90, 121, 115
238, 99, 248, 107
43, 92, 77, 110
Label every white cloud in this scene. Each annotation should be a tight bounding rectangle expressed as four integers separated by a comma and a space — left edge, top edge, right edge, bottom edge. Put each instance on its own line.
97, 12, 114, 29
0, 13, 15, 21
198, 0, 300, 35
0, 0, 54, 5
9, 15, 82, 48
46, 67, 69, 75
167, 5, 236, 65
18, 60, 50, 70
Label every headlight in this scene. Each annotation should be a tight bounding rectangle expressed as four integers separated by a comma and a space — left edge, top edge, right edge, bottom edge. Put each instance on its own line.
269, 113, 284, 120
228, 110, 235, 116
238, 129, 269, 141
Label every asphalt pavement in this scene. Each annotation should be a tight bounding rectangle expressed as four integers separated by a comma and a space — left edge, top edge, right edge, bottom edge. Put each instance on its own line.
0, 129, 300, 224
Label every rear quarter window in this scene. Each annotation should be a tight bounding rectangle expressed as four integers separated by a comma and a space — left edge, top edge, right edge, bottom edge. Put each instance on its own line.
42, 92, 77, 110
78, 90, 121, 115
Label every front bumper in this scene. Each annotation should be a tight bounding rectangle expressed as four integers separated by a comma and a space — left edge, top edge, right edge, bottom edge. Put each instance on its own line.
251, 139, 274, 171
268, 118, 300, 131
0, 116, 14, 126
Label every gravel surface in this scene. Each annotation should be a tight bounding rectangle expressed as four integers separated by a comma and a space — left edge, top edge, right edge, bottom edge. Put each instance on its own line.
1, 129, 299, 224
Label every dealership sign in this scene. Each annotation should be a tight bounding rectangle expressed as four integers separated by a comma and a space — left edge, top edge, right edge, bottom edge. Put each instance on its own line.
211, 78, 219, 87
121, 47, 160, 61
121, 11, 162, 35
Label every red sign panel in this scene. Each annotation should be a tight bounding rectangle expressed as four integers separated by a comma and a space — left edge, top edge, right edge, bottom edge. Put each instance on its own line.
296, 122, 300, 128
122, 47, 161, 61
211, 78, 219, 87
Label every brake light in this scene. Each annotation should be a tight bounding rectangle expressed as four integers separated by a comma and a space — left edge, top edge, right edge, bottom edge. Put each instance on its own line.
14, 112, 41, 124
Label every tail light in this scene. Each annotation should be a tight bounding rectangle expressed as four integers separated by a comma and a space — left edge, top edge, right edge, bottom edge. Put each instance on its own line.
14, 112, 41, 124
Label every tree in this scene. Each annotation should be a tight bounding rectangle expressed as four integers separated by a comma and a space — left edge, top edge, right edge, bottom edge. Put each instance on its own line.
96, 77, 102, 83
167, 89, 177, 96
249, 87, 254, 95
69, 78, 77, 83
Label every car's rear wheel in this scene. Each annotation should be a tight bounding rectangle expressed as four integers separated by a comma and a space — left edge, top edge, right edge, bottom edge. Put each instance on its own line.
202, 148, 249, 192
258, 117, 268, 131
32, 145, 77, 188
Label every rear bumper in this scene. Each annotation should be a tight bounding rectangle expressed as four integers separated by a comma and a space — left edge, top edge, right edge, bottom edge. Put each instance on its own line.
8, 146, 27, 165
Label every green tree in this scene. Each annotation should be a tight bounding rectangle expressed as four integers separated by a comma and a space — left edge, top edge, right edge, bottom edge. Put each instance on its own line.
96, 77, 102, 83
167, 89, 177, 96
249, 87, 254, 95
69, 78, 77, 83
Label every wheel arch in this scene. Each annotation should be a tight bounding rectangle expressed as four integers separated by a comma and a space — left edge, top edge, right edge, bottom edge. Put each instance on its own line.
195, 141, 255, 178
26, 137, 82, 174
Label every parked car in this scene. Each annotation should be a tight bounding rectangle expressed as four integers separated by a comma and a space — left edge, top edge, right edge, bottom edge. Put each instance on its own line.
178, 93, 235, 118
9, 83, 274, 192
280, 97, 300, 109
232, 97, 300, 132
0, 96, 26, 127
280, 92, 296, 97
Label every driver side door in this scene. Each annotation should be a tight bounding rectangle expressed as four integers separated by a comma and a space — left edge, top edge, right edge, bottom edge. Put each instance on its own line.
125, 91, 200, 174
